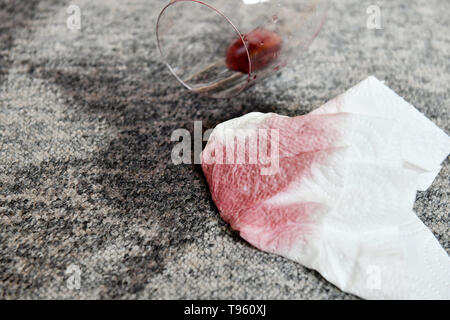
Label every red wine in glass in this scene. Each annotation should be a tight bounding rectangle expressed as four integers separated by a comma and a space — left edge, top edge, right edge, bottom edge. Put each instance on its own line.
226, 28, 282, 74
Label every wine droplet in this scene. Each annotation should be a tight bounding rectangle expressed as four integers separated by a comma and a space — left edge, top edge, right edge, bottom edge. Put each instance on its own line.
226, 28, 282, 74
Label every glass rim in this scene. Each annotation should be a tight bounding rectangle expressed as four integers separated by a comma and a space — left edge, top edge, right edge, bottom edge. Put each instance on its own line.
155, 0, 252, 97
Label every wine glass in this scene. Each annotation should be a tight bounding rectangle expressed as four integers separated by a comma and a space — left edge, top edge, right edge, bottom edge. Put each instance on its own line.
156, 0, 329, 98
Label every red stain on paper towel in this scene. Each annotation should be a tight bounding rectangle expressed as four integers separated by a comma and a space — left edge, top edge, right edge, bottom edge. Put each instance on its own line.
202, 114, 339, 252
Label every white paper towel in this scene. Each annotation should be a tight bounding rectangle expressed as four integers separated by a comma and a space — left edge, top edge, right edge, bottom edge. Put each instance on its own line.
201, 76, 450, 299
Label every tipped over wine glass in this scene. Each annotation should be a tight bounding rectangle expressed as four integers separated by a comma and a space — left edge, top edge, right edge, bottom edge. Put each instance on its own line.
156, 0, 329, 98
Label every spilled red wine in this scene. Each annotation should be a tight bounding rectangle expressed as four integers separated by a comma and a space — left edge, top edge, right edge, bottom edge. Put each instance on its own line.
226, 28, 282, 74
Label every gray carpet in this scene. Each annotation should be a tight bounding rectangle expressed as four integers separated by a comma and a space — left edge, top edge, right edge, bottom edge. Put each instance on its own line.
0, 0, 448, 299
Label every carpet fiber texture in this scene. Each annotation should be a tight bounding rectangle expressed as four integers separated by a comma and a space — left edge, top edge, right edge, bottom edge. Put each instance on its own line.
0, 0, 448, 299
